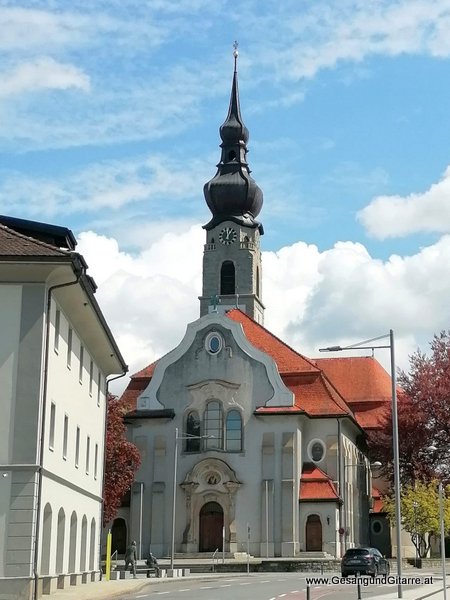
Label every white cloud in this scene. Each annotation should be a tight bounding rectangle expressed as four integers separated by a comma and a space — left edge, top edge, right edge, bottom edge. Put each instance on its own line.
248, 0, 450, 82
0, 57, 90, 97
358, 165, 450, 239
0, 153, 210, 220
77, 227, 450, 393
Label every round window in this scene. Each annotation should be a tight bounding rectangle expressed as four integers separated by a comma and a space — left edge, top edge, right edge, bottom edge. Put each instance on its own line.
371, 520, 383, 535
308, 439, 325, 463
205, 332, 223, 355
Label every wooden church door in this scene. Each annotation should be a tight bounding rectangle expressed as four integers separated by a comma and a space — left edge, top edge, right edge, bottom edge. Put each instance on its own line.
305, 514, 322, 551
199, 502, 224, 552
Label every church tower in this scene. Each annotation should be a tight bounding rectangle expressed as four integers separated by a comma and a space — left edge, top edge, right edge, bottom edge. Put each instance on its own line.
199, 46, 265, 324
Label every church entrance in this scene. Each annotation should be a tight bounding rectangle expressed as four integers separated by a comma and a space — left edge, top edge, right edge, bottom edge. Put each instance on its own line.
199, 502, 224, 552
305, 514, 322, 551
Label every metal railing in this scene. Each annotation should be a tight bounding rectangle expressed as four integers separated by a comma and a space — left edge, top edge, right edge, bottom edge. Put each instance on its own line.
110, 550, 118, 571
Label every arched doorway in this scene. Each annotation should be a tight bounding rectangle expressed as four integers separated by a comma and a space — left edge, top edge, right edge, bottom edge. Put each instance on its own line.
111, 518, 127, 555
199, 502, 223, 552
305, 514, 322, 551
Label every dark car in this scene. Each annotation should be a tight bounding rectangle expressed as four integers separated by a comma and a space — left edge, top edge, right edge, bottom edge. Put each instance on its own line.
341, 547, 390, 577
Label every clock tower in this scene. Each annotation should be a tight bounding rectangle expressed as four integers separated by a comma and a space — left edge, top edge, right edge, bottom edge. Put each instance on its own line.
199, 47, 265, 323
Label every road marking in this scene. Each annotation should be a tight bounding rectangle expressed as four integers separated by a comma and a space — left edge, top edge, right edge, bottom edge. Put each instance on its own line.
220, 584, 231, 587
240, 582, 251, 585
200, 586, 212, 589
136, 596, 149, 599
260, 580, 270, 583
291, 592, 300, 595
279, 594, 287, 597
178, 589, 190, 592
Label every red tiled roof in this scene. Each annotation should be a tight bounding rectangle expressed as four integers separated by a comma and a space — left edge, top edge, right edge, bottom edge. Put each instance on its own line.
353, 403, 390, 429
132, 361, 158, 379
0, 224, 69, 257
300, 463, 340, 502
314, 357, 392, 404
372, 486, 385, 513
226, 309, 319, 374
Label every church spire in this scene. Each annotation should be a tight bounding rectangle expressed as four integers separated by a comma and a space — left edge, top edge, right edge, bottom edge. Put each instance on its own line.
203, 43, 263, 232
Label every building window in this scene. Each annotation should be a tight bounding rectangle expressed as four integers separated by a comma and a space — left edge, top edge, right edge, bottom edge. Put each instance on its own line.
94, 443, 98, 480
63, 414, 69, 459
86, 436, 90, 474
67, 328, 73, 368
75, 427, 80, 468
204, 401, 223, 450
79, 345, 84, 383
89, 360, 94, 396
97, 372, 102, 406
226, 410, 242, 451
205, 331, 223, 355
185, 411, 201, 452
54, 309, 61, 353
49, 402, 56, 450
308, 438, 326, 463
220, 261, 235, 295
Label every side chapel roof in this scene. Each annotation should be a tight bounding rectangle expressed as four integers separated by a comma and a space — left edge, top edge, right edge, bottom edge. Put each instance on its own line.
299, 463, 340, 502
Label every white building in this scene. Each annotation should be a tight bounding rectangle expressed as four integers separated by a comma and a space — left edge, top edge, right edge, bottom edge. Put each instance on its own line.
0, 217, 126, 599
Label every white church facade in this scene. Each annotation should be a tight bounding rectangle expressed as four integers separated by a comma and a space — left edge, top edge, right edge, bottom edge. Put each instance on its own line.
115, 52, 390, 561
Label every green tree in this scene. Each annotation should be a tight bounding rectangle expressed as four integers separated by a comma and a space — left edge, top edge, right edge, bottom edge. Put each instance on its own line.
383, 481, 450, 558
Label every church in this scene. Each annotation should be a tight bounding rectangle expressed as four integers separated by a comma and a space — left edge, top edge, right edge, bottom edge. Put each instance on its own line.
116, 51, 391, 560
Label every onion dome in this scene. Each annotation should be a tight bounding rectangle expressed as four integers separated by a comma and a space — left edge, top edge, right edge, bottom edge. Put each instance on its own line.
203, 45, 263, 232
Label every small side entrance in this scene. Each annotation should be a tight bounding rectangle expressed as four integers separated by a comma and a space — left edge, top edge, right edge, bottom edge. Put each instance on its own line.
305, 514, 322, 551
199, 502, 224, 552
111, 518, 127, 554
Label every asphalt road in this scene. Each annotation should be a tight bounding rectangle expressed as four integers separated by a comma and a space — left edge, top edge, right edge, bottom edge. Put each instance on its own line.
115, 572, 423, 600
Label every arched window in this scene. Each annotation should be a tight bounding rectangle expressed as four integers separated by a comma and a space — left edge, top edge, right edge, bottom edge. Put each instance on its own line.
220, 261, 235, 295
226, 410, 242, 451
186, 411, 201, 452
80, 515, 87, 572
204, 401, 223, 450
89, 518, 96, 570
56, 508, 65, 574
41, 503, 52, 575
68, 511, 77, 573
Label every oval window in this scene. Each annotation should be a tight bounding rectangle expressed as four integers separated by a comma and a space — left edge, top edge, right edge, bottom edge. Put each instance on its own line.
371, 520, 383, 535
308, 439, 325, 463
205, 332, 223, 355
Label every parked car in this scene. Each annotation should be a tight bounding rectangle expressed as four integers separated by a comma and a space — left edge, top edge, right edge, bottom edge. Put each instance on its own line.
341, 547, 390, 577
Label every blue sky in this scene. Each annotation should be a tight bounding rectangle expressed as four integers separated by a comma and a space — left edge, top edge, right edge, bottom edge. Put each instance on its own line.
2, 0, 450, 385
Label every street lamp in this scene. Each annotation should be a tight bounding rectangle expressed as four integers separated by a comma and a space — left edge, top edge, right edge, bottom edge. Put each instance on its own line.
171, 428, 212, 571
428, 445, 447, 600
320, 330, 403, 598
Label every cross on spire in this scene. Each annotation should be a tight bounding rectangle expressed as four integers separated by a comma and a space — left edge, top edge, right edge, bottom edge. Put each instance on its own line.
233, 40, 239, 71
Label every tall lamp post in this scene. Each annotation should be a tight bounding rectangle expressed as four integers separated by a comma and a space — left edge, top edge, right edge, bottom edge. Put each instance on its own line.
171, 428, 212, 571
320, 330, 403, 598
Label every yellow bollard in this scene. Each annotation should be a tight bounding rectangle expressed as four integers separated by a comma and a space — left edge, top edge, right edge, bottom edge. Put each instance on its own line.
105, 530, 112, 581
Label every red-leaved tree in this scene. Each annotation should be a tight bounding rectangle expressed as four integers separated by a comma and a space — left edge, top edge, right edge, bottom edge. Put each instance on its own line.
369, 331, 450, 486
103, 394, 141, 525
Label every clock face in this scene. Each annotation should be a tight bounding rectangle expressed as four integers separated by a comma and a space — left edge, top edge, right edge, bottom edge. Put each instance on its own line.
219, 227, 237, 245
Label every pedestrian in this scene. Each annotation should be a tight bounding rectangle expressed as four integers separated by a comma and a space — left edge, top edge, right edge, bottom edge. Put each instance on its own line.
124, 540, 137, 578
146, 551, 160, 578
